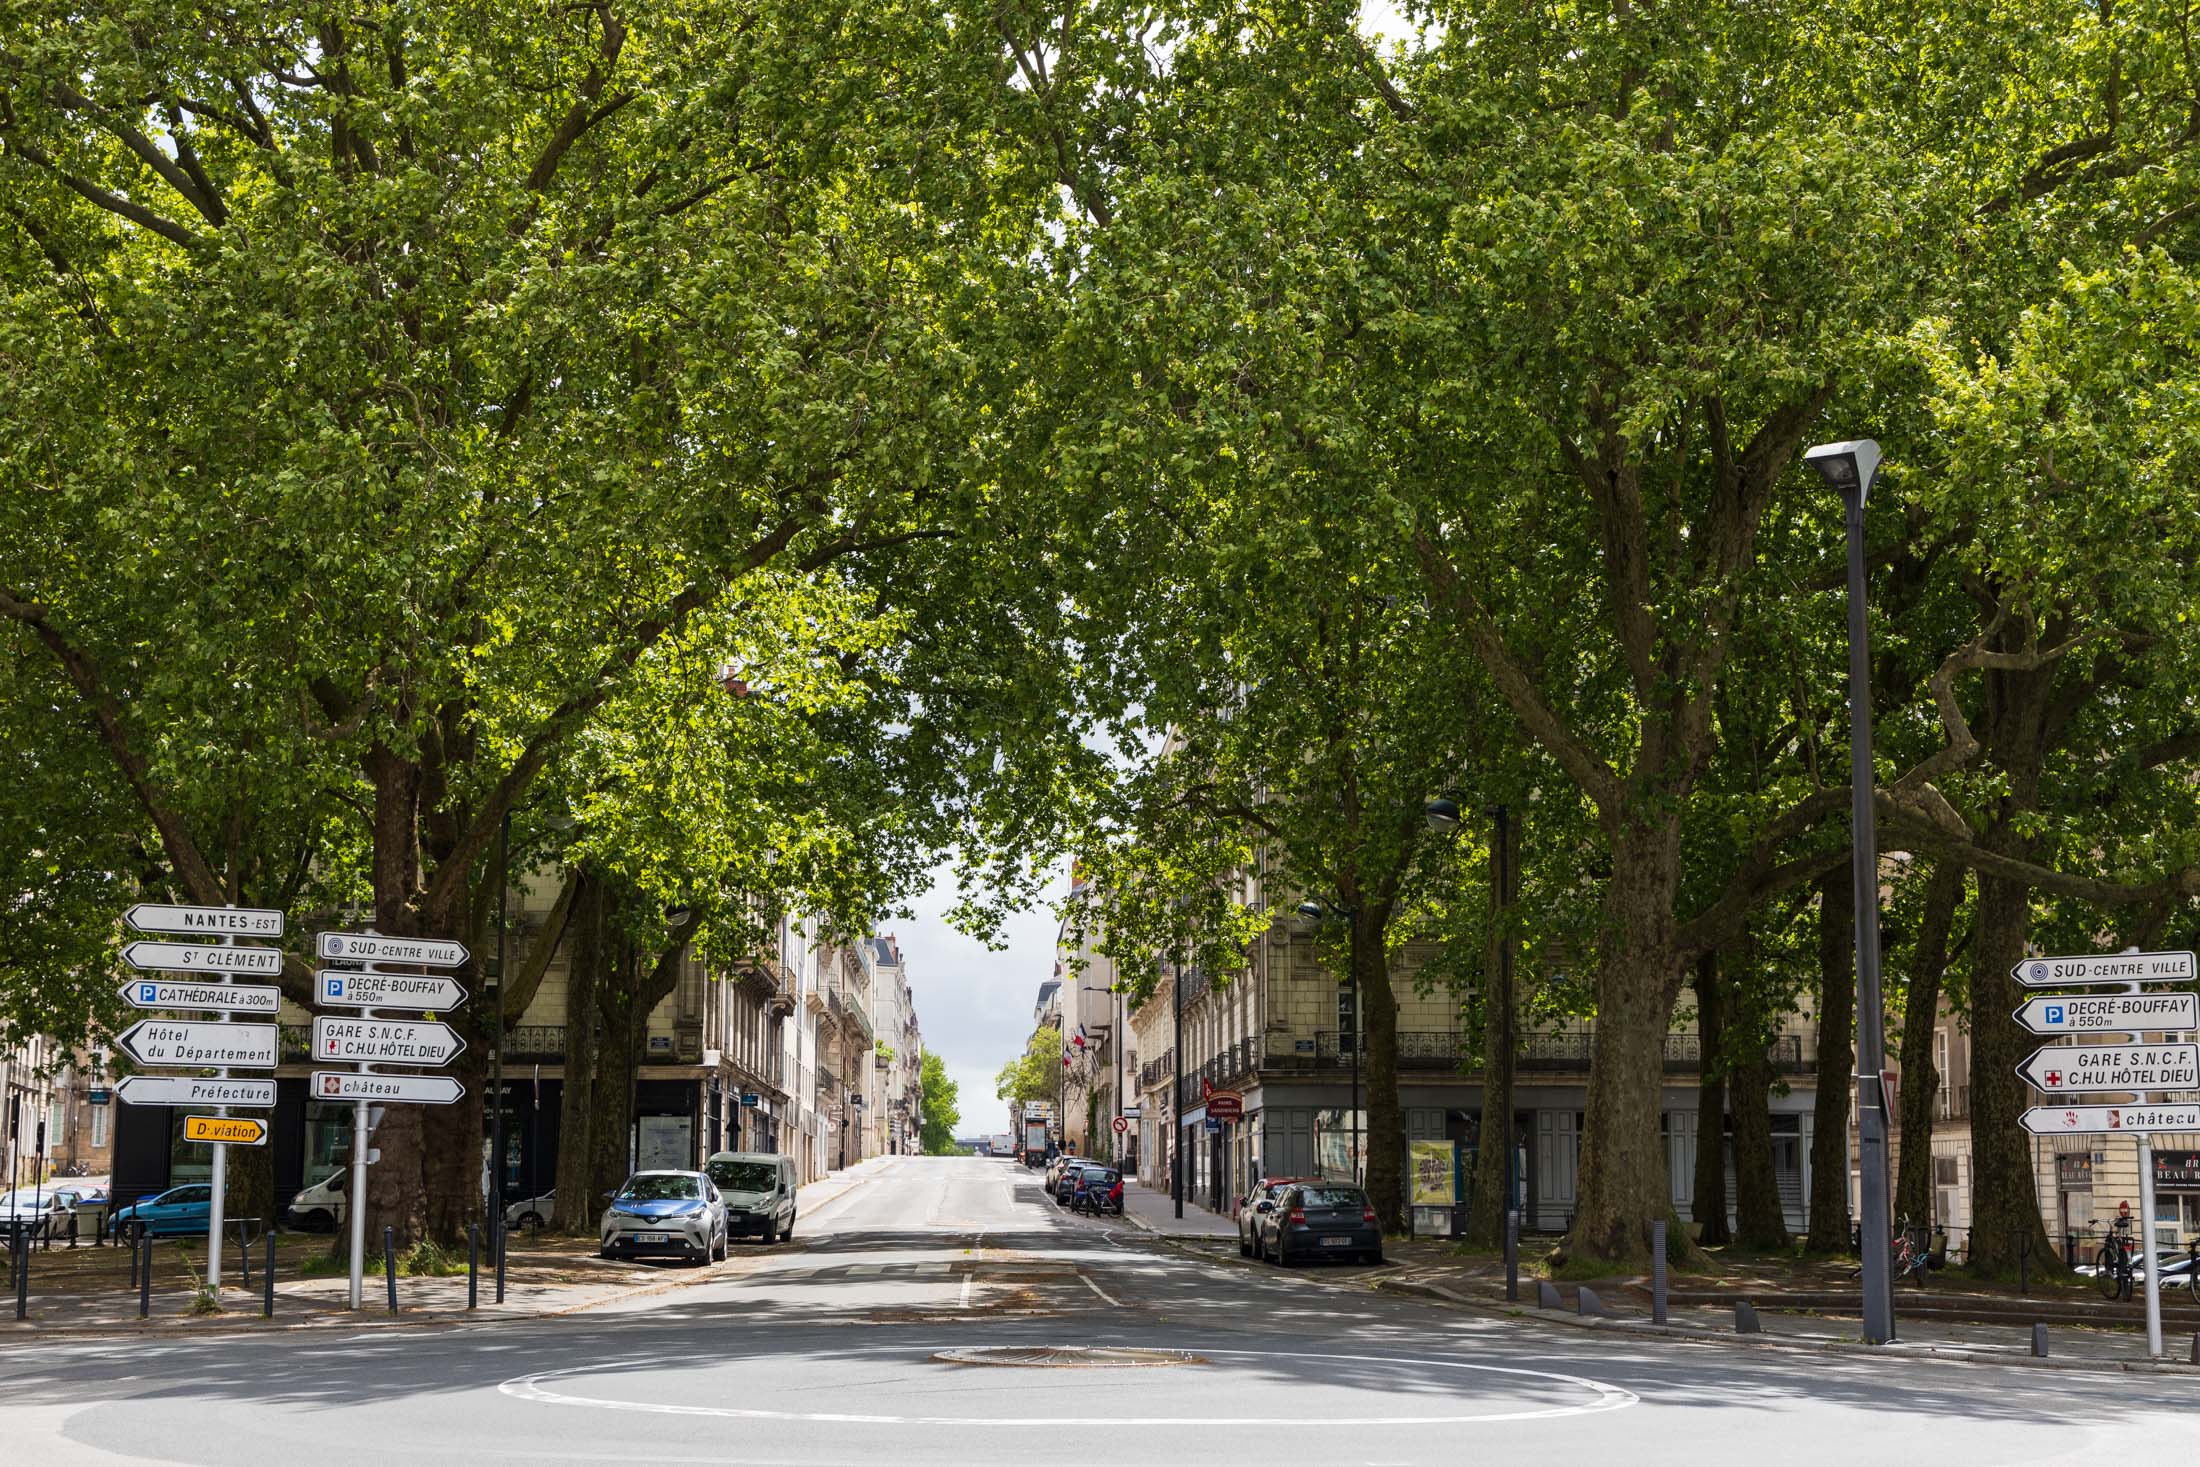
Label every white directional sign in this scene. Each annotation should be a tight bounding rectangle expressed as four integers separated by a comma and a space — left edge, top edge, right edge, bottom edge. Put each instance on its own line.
317, 931, 468, 967
2016, 1041, 2200, 1094
124, 903, 284, 938
113, 1075, 276, 1108
116, 1018, 280, 1069
121, 941, 285, 976
2021, 1103, 2200, 1136
311, 1071, 464, 1104
2013, 950, 2198, 987
316, 970, 467, 1011
2012, 991, 2198, 1036
118, 978, 281, 1015
311, 1016, 465, 1065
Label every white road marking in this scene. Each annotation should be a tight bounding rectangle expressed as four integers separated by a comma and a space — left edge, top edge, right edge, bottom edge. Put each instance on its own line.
499, 1345, 1641, 1426
1079, 1274, 1122, 1308
958, 1275, 974, 1310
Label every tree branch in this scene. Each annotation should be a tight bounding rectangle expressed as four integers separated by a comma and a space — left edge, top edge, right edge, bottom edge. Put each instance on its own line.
526, 3, 630, 193
0, 137, 200, 246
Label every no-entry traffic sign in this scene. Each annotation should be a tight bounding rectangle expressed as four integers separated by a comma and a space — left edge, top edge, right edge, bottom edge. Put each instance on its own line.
2011, 992, 2198, 1036
183, 1115, 268, 1146
2013, 950, 2197, 987
2020, 1104, 2200, 1135
2016, 1041, 2200, 1094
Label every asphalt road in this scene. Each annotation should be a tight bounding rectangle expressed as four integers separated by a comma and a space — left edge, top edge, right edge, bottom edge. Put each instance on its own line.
3, 1155, 2196, 1465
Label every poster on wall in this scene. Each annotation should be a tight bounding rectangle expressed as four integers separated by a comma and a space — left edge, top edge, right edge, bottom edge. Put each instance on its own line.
1410, 1140, 1458, 1207
638, 1115, 693, 1172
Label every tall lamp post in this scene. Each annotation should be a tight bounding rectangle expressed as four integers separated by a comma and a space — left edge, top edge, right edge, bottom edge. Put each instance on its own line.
1804, 437, 1894, 1347
1295, 898, 1360, 1183
492, 810, 510, 1304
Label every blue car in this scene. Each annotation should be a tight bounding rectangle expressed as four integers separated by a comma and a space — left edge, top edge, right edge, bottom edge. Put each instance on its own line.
109, 1183, 213, 1238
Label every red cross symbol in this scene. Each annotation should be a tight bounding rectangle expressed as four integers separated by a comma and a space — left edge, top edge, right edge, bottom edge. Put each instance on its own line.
325, 1038, 339, 1054
2043, 1069, 2062, 1087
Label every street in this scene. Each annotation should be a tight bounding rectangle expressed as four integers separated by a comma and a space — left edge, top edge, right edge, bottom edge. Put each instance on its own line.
1, 1156, 2195, 1465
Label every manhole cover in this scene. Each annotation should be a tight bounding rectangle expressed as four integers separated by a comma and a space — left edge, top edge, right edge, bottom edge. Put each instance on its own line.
932, 1346, 1206, 1369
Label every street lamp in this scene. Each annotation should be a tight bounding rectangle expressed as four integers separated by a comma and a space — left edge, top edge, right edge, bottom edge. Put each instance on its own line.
1295, 897, 1361, 1184
1804, 436, 1894, 1347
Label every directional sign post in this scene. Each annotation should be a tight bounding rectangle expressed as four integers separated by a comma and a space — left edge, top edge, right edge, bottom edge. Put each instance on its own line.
316, 932, 468, 967
316, 971, 467, 1012
183, 1115, 268, 1147
2020, 1104, 2200, 1136
2013, 950, 2198, 987
113, 1076, 276, 1108
2015, 1041, 2200, 1094
122, 942, 285, 975
117, 1018, 280, 1069
310, 1071, 465, 1104
2012, 992, 2198, 1036
118, 979, 282, 1015
123, 903, 284, 938
311, 1017, 466, 1066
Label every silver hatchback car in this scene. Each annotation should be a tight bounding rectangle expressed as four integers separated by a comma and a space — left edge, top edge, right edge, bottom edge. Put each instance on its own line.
598, 1170, 727, 1265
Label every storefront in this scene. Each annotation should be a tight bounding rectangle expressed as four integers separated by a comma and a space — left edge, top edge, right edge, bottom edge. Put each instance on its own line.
2153, 1145, 2200, 1237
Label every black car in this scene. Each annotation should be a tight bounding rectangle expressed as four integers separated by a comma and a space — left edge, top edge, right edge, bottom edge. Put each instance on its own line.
1053, 1160, 1102, 1206
1255, 1183, 1383, 1265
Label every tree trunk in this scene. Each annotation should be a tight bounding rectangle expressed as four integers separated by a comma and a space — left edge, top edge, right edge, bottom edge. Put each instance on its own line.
1805, 872, 1854, 1251
553, 876, 604, 1233
1465, 806, 1519, 1248
1691, 951, 1730, 1245
1356, 908, 1406, 1232
1568, 823, 1687, 1267
1964, 855, 2060, 1275
588, 929, 640, 1216
1730, 945, 1789, 1251
1895, 863, 1964, 1229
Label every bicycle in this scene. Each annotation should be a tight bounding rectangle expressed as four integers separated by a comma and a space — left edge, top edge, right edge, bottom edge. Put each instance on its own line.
1850, 1216, 1935, 1285
2095, 1220, 2137, 1302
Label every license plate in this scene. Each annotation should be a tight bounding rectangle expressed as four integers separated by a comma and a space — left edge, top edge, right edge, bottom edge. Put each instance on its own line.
1321, 1235, 1352, 1247
634, 1232, 670, 1244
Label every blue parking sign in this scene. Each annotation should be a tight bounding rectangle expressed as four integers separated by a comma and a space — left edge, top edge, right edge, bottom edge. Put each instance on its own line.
324, 976, 345, 1000
2045, 1004, 2064, 1025
139, 984, 158, 1003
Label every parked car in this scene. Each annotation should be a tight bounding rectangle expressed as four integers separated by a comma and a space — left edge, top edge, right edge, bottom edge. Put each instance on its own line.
285, 1172, 347, 1231
1053, 1159, 1102, 1206
1044, 1153, 1081, 1194
1235, 1177, 1316, 1258
704, 1152, 799, 1243
1071, 1166, 1123, 1215
503, 1190, 556, 1232
0, 1188, 70, 1240
599, 1170, 727, 1265
1254, 1182, 1384, 1266
109, 1183, 215, 1240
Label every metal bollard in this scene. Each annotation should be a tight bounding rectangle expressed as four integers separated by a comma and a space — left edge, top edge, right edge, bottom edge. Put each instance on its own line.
138, 1236, 151, 1318
262, 1230, 275, 1319
238, 1225, 251, 1290
2030, 1323, 2049, 1357
12, 1221, 25, 1320
383, 1226, 399, 1314
468, 1224, 479, 1310
1575, 1285, 1605, 1317
1651, 1219, 1668, 1325
495, 1217, 507, 1305
127, 1227, 138, 1290
67, 1211, 78, 1249
1735, 1301, 1762, 1334
1504, 1209, 1520, 1303
1536, 1280, 1563, 1309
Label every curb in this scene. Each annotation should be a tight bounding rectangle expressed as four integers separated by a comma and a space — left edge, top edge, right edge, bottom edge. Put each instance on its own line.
0, 1163, 888, 1339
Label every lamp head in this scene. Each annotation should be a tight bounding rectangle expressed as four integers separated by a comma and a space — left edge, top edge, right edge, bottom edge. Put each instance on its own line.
1294, 898, 1330, 921
1802, 439, 1882, 506
1423, 796, 1462, 832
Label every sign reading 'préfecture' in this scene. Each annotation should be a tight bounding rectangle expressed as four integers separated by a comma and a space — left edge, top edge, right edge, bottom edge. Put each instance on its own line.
311, 1016, 465, 1065
2016, 1041, 2200, 1094
2020, 1104, 2200, 1136
124, 903, 284, 937
2013, 950, 2198, 987
2011, 992, 2199, 1036
317, 932, 467, 967
121, 941, 286, 975
317, 971, 467, 1011
118, 978, 282, 1014
116, 1019, 280, 1069
113, 1075, 276, 1108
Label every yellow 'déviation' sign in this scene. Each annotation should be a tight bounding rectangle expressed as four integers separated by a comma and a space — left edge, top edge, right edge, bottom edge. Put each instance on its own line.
183, 1115, 268, 1146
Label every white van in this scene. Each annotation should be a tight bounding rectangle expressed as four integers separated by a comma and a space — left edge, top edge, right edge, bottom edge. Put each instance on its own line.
703, 1152, 798, 1243
285, 1171, 347, 1231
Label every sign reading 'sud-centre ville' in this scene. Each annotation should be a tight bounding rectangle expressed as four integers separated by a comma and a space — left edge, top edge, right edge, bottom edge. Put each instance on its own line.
317, 932, 468, 967
2014, 950, 2198, 987
317, 971, 467, 1011
2017, 1041, 2200, 1094
2012, 992, 2198, 1036
312, 1016, 465, 1065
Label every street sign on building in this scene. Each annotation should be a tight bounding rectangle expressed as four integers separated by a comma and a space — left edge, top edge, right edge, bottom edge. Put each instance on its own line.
183, 1115, 268, 1146
121, 941, 285, 975
316, 932, 468, 967
311, 1016, 465, 1065
2011, 992, 2198, 1035
311, 1071, 464, 1104
2016, 1041, 2200, 1094
2020, 1103, 2200, 1135
124, 903, 284, 938
118, 979, 282, 1015
113, 1075, 276, 1108
116, 1018, 280, 1070
2013, 950, 2198, 987
1112, 1115, 1129, 1134
1205, 1089, 1244, 1122
739, 1092, 761, 1108
316, 970, 467, 1011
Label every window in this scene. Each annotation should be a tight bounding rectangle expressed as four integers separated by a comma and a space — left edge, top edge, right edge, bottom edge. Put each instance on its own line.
1934, 1032, 1950, 1117
90, 1104, 108, 1150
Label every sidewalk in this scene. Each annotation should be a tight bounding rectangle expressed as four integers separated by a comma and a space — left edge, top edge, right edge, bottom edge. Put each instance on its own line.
1116, 1179, 1237, 1240
0, 1157, 888, 1336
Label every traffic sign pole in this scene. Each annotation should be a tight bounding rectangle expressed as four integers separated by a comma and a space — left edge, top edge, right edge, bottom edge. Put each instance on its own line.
205, 929, 233, 1292
2139, 1129, 2164, 1357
